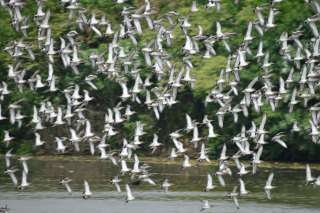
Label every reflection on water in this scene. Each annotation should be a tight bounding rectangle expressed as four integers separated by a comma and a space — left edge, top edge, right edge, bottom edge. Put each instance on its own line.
0, 157, 320, 212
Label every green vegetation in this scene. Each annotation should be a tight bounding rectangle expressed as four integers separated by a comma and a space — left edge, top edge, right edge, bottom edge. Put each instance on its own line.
0, 0, 320, 162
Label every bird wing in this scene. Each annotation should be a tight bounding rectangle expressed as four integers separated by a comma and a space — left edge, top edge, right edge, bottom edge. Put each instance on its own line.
84, 180, 90, 194
115, 183, 121, 192
217, 174, 225, 187
220, 144, 227, 159
247, 76, 259, 89
266, 173, 274, 186
65, 183, 72, 193
207, 174, 212, 186
259, 113, 267, 132
233, 197, 240, 209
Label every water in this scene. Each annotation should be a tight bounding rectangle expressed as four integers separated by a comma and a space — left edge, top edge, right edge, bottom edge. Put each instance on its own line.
0, 157, 320, 213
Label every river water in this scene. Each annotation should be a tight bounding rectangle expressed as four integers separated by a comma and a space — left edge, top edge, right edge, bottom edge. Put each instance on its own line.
0, 157, 319, 212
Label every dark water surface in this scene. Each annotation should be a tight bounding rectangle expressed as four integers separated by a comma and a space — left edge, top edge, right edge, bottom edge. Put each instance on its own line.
0, 157, 319, 212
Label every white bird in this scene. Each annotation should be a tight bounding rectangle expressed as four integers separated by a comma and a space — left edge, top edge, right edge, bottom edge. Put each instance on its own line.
185, 113, 194, 131
252, 145, 263, 174
132, 154, 141, 174
120, 81, 131, 100
84, 120, 94, 138
266, 8, 277, 29
140, 174, 156, 186
69, 128, 81, 152
198, 143, 209, 163
182, 154, 191, 169
4, 168, 18, 187
191, 124, 201, 146
264, 173, 275, 200
121, 159, 131, 174
19, 170, 30, 190
60, 177, 72, 194
111, 176, 122, 192
34, 132, 45, 146
125, 184, 135, 202
3, 130, 14, 147
271, 133, 287, 148
205, 173, 216, 191
18, 156, 31, 174
239, 178, 249, 195
4, 149, 13, 168
55, 137, 66, 153
228, 186, 240, 209
161, 178, 172, 193
82, 180, 92, 199
219, 144, 228, 161
31, 106, 39, 123
97, 143, 108, 159
216, 173, 226, 187
149, 134, 162, 154
207, 121, 217, 138
306, 164, 315, 184
315, 176, 320, 186
238, 163, 249, 176
169, 148, 178, 160
200, 200, 212, 212
191, 1, 198, 13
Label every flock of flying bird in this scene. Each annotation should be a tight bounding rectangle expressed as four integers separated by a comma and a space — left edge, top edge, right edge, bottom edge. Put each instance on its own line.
1, 0, 320, 211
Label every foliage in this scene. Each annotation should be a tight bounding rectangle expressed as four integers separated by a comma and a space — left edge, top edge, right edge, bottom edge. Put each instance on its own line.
0, 0, 320, 162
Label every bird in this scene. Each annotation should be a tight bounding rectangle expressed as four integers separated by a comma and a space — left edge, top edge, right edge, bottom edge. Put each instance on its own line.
200, 200, 212, 212
149, 134, 162, 153
306, 164, 315, 184
228, 186, 240, 209
4, 149, 13, 168
264, 172, 275, 200
219, 144, 228, 161
271, 132, 287, 148
82, 180, 92, 199
161, 178, 172, 193
18, 156, 31, 174
34, 132, 45, 147
238, 163, 249, 176
3, 130, 14, 147
60, 177, 72, 194
239, 178, 249, 195
4, 168, 18, 187
314, 176, 320, 186
111, 176, 122, 192
182, 154, 192, 169
125, 184, 135, 202
55, 137, 67, 153
18, 170, 30, 190
198, 143, 210, 162
205, 173, 216, 192
121, 159, 131, 174
132, 154, 142, 174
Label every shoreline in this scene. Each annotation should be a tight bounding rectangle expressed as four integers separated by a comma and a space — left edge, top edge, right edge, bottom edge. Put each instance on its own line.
2, 155, 320, 170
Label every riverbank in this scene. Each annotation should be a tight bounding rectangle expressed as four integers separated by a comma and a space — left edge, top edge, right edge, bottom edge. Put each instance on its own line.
2, 155, 320, 170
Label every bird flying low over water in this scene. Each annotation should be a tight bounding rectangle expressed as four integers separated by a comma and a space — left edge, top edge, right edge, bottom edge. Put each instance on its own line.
205, 173, 216, 192
228, 186, 240, 209
306, 164, 315, 184
60, 177, 72, 194
111, 176, 122, 193
200, 200, 212, 212
125, 184, 135, 202
82, 180, 92, 199
264, 173, 275, 200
